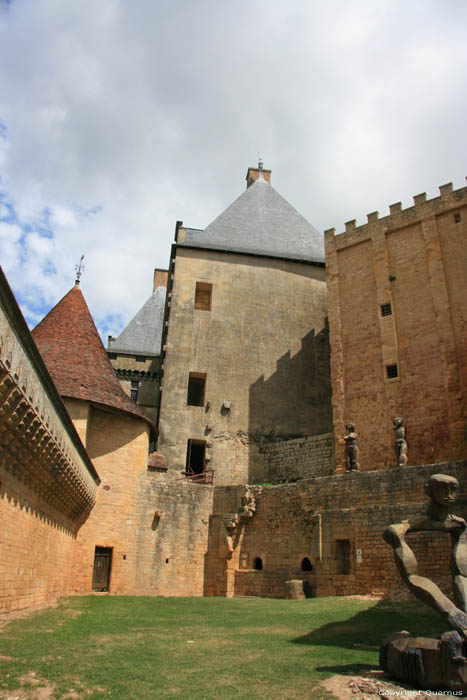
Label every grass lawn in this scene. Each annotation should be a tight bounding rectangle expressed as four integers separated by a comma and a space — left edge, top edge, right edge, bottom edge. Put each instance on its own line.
0, 595, 446, 700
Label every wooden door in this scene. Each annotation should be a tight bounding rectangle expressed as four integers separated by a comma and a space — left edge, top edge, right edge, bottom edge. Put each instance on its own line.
92, 546, 112, 591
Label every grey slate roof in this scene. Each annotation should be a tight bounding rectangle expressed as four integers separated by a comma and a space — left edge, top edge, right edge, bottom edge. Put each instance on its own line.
109, 286, 166, 356
179, 177, 325, 263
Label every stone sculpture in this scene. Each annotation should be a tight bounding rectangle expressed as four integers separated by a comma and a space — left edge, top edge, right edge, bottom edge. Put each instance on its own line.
393, 417, 408, 467
381, 473, 467, 692
342, 423, 359, 472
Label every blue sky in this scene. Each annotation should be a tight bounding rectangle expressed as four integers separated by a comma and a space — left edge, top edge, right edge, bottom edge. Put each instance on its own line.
1, 0, 467, 341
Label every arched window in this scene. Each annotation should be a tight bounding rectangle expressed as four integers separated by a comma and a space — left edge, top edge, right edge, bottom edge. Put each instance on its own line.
253, 557, 263, 571
301, 557, 313, 572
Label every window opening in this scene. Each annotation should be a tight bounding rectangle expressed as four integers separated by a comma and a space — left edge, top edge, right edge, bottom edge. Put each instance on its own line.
186, 439, 206, 475
454, 212, 461, 223
136, 356, 146, 363
253, 557, 263, 571
380, 303, 392, 317
386, 364, 398, 379
108, 353, 117, 360
130, 380, 139, 402
301, 557, 313, 572
194, 282, 212, 311
336, 540, 351, 575
187, 372, 206, 406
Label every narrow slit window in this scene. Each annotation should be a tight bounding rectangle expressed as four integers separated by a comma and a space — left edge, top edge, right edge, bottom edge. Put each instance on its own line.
386, 364, 398, 379
130, 380, 139, 402
187, 372, 206, 407
194, 282, 212, 311
454, 212, 461, 223
380, 303, 392, 317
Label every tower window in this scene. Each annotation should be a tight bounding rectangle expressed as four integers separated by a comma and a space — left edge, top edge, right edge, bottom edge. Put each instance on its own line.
186, 439, 206, 475
194, 282, 212, 311
386, 364, 398, 379
187, 372, 206, 407
454, 212, 461, 223
130, 380, 139, 402
380, 303, 392, 317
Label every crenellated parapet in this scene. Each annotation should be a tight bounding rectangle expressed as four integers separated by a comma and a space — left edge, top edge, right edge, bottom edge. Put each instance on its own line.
0, 269, 99, 525
324, 179, 467, 472
325, 181, 467, 243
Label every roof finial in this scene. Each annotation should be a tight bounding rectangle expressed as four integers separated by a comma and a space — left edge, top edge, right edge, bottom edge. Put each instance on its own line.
258, 154, 264, 180
74, 254, 85, 286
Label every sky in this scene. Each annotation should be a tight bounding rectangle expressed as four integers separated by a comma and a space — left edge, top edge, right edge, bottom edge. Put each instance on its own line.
1, 0, 466, 341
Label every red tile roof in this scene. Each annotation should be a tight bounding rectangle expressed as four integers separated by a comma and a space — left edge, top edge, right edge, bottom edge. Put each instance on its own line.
32, 284, 154, 427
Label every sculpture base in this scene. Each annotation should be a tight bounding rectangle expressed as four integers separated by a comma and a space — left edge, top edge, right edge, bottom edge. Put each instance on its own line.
380, 630, 467, 693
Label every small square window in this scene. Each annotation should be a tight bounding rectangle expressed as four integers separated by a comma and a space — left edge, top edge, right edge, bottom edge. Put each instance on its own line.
194, 282, 212, 311
454, 212, 461, 223
386, 364, 398, 379
187, 372, 206, 406
380, 303, 392, 317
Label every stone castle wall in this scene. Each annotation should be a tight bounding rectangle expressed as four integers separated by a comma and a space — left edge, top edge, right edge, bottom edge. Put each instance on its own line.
261, 432, 334, 483
70, 404, 151, 595
159, 247, 332, 485
206, 461, 467, 600
0, 271, 98, 617
326, 183, 467, 472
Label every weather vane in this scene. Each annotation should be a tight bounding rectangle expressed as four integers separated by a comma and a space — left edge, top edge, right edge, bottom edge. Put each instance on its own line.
74, 254, 85, 286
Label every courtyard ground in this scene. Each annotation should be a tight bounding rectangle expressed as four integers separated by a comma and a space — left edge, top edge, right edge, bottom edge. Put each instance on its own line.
0, 595, 449, 700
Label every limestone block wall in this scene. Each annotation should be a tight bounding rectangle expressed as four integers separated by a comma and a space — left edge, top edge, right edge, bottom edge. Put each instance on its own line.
0, 269, 98, 617
158, 247, 332, 485
261, 432, 334, 483
70, 405, 151, 595
134, 471, 214, 596
325, 182, 467, 471
206, 461, 467, 600
108, 352, 160, 424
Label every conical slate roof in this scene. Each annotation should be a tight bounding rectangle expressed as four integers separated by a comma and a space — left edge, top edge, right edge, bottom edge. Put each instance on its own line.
109, 286, 166, 355
32, 284, 152, 425
179, 176, 325, 263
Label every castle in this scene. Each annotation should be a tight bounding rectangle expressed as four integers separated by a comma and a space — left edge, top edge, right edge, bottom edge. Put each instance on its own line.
0, 165, 466, 616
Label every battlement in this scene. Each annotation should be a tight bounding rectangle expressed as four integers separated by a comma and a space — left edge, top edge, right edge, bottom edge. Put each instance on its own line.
324, 180, 467, 243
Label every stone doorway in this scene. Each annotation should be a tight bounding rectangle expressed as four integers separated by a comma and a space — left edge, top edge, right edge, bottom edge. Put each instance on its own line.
92, 546, 112, 591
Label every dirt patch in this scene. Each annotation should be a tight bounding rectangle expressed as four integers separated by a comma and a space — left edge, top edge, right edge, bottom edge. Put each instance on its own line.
0, 672, 107, 700
322, 669, 442, 700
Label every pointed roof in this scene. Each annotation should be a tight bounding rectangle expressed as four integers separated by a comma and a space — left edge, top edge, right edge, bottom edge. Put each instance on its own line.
32, 284, 153, 426
109, 286, 166, 355
179, 177, 325, 263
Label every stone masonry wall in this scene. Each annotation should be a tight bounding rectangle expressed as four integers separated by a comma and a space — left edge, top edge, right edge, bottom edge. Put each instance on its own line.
159, 247, 331, 485
206, 461, 467, 600
70, 405, 151, 595
261, 432, 334, 483
325, 182, 467, 471
134, 470, 213, 596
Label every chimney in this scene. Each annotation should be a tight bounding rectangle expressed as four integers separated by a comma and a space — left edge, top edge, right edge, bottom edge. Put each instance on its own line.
153, 268, 168, 291
246, 162, 271, 188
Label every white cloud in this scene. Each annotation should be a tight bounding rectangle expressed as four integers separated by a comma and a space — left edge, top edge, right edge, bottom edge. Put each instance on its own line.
0, 0, 466, 333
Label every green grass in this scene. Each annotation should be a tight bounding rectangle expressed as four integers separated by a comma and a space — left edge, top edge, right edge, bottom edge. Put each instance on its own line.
0, 596, 446, 700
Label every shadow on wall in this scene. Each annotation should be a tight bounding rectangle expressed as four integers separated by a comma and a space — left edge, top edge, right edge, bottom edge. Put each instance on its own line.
248, 320, 332, 479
